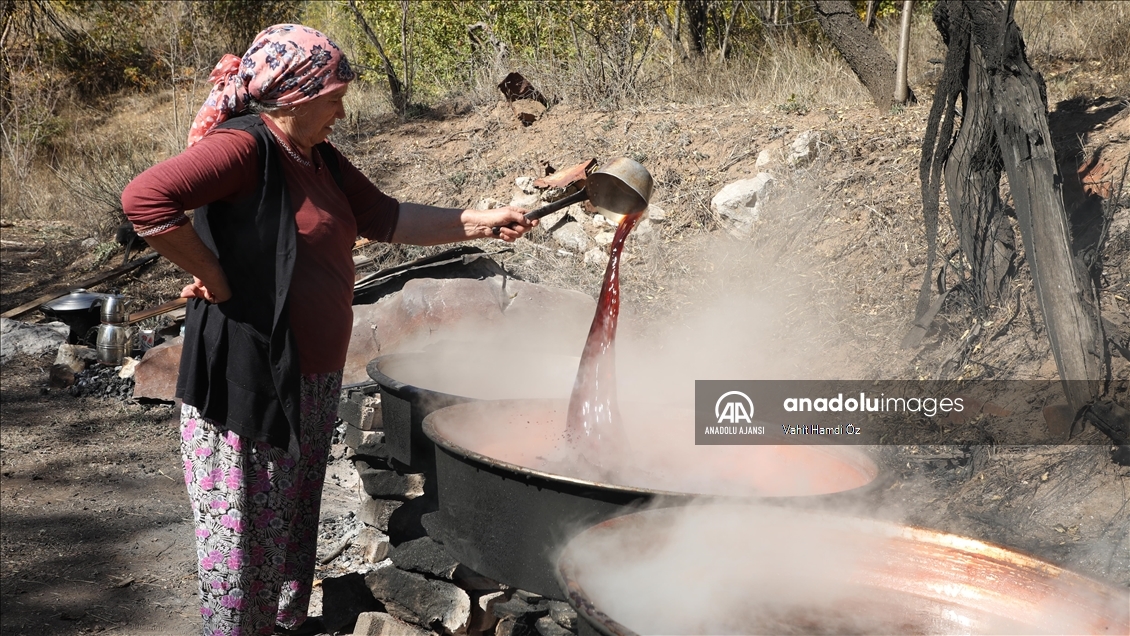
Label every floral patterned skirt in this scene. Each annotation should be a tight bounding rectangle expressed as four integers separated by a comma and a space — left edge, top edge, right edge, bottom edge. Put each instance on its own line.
180, 371, 342, 636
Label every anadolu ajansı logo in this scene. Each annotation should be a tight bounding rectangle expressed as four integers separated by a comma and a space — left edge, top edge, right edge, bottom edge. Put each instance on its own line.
715, 390, 754, 424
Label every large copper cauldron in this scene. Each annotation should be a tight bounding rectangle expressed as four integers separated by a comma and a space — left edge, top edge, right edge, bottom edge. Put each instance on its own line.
422, 400, 880, 599
556, 504, 1130, 635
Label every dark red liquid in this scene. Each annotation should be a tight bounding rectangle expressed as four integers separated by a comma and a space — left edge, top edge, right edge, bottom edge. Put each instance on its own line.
565, 212, 642, 468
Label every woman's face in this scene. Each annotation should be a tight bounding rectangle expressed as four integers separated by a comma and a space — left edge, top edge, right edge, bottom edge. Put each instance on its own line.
288, 84, 348, 148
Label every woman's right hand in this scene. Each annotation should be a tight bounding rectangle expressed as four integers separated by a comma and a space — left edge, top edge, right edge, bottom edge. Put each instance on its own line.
181, 276, 232, 304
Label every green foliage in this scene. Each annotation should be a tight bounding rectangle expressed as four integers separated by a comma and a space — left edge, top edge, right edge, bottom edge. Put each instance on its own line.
92, 240, 118, 266
196, 0, 305, 54
19, 1, 161, 97
777, 92, 811, 115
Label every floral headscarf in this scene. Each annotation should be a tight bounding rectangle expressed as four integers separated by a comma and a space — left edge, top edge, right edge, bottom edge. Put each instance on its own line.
187, 24, 355, 147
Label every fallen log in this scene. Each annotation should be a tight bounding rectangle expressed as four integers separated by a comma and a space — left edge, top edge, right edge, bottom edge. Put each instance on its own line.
0, 252, 162, 320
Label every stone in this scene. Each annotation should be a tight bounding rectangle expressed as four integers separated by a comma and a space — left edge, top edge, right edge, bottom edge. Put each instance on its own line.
345, 425, 384, 455
535, 209, 567, 231
360, 497, 403, 531
633, 217, 655, 242
476, 197, 504, 210
49, 364, 76, 389
353, 611, 431, 636
644, 204, 667, 222
512, 590, 544, 603
131, 336, 183, 402
364, 562, 471, 633
509, 191, 540, 210
547, 601, 577, 630
583, 248, 607, 268
755, 148, 774, 169
468, 590, 506, 634
535, 615, 573, 636
514, 176, 537, 195
355, 459, 424, 500
80, 237, 99, 249
451, 564, 503, 593
0, 318, 69, 365
389, 537, 459, 579
118, 356, 139, 379
552, 222, 590, 252
788, 130, 820, 166
591, 213, 610, 227
340, 392, 382, 431
593, 231, 615, 247
492, 596, 549, 621
321, 572, 383, 633
54, 343, 97, 374
495, 617, 537, 636
385, 496, 436, 545
358, 526, 392, 563
710, 173, 775, 234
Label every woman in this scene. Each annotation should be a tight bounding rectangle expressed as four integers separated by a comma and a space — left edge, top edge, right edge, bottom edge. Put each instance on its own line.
122, 24, 533, 636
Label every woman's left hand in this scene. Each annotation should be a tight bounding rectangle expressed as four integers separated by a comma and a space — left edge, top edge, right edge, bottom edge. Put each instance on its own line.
464, 206, 536, 242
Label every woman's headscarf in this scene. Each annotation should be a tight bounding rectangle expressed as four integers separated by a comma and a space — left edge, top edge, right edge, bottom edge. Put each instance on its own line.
187, 24, 355, 147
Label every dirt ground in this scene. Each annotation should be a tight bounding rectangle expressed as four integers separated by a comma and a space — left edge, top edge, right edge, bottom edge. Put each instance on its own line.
2, 87, 1129, 635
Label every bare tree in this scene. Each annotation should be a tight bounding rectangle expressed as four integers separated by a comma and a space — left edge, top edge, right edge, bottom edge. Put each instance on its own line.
810, 0, 911, 108
347, 0, 407, 114
894, 0, 913, 104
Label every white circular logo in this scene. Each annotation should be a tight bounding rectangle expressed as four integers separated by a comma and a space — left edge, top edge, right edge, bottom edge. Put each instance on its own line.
715, 390, 754, 424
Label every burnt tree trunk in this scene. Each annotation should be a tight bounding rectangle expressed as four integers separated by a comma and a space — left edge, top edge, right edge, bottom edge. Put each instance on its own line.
810, 0, 909, 107
920, 1, 1107, 425
942, 45, 1016, 309
989, 28, 1106, 416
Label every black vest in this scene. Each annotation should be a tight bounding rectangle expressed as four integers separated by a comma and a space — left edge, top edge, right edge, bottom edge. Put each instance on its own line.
176, 114, 341, 456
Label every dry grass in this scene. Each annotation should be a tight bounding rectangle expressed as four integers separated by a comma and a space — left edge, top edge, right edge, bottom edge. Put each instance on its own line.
1014, 0, 1130, 103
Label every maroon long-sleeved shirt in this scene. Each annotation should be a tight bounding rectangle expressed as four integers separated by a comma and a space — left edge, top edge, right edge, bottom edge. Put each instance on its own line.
122, 115, 399, 374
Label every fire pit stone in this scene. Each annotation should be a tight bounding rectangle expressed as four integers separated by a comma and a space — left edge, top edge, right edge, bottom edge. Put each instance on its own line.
353, 611, 431, 636
354, 458, 425, 500
364, 562, 472, 633
536, 615, 575, 636
389, 536, 460, 579
359, 497, 402, 532
547, 601, 578, 630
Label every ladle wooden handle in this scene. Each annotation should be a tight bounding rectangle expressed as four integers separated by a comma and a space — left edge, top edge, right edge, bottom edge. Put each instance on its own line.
492, 189, 589, 236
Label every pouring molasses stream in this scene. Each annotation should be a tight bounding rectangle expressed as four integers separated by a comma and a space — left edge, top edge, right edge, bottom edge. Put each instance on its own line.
493, 157, 655, 471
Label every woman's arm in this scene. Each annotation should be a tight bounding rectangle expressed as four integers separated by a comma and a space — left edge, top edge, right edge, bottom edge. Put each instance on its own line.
122, 129, 258, 303
391, 203, 535, 245
142, 224, 232, 303
335, 148, 534, 245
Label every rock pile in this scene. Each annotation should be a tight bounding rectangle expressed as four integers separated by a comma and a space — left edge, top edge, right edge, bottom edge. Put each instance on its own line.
330, 386, 581, 636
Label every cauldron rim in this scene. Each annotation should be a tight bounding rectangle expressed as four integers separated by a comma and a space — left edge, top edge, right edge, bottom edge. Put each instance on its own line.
367, 349, 580, 402
555, 505, 1129, 636
423, 398, 880, 500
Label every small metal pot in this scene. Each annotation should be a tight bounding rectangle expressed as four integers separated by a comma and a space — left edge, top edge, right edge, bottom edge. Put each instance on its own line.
96, 323, 133, 365
100, 293, 128, 324
497, 157, 655, 233
40, 290, 105, 344
585, 157, 653, 223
